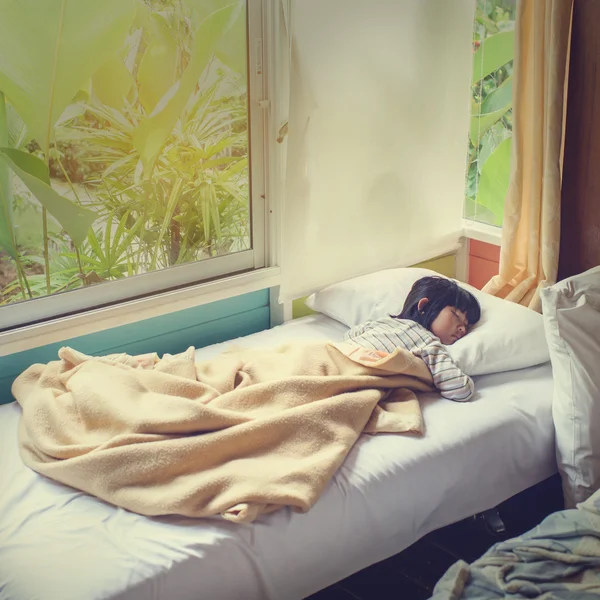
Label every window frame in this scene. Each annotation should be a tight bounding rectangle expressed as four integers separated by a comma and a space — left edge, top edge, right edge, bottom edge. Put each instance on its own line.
0, 0, 271, 332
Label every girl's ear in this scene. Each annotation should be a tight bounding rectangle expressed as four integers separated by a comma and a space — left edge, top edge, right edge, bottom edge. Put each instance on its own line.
417, 297, 429, 312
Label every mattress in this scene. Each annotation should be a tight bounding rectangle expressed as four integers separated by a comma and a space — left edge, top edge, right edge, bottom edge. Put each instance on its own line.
0, 314, 556, 600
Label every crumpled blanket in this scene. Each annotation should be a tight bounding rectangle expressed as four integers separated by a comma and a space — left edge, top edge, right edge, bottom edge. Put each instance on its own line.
431, 488, 600, 599
14, 340, 433, 523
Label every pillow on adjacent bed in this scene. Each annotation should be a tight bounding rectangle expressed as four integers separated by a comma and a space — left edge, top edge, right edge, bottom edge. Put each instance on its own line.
540, 266, 600, 508
305, 267, 550, 376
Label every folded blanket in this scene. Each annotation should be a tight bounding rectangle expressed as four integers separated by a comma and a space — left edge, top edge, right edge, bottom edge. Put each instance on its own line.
14, 340, 433, 523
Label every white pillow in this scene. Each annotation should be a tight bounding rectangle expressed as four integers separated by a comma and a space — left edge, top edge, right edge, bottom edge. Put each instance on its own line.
306, 267, 550, 376
306, 267, 436, 327
540, 266, 600, 508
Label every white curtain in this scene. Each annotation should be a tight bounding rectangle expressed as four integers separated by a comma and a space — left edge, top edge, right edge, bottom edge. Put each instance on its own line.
279, 0, 476, 301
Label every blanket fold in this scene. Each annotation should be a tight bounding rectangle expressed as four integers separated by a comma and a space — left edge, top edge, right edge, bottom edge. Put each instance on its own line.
14, 340, 433, 523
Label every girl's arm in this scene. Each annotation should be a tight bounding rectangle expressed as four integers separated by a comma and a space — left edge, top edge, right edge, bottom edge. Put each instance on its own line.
418, 341, 474, 402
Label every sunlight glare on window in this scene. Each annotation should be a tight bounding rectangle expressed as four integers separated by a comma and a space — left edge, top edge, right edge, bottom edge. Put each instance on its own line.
0, 0, 250, 309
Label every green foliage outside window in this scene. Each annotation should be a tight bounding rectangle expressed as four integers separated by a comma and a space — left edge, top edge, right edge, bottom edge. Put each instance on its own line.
465, 0, 516, 227
0, 0, 248, 307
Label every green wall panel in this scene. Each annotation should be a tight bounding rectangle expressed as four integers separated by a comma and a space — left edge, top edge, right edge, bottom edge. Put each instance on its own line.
0, 290, 269, 405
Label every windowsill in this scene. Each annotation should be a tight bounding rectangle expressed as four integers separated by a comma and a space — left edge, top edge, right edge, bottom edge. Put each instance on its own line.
0, 267, 281, 357
2, 221, 500, 356
462, 220, 502, 246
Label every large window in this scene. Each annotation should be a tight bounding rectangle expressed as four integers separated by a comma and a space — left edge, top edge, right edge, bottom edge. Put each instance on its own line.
464, 0, 516, 227
0, 0, 266, 329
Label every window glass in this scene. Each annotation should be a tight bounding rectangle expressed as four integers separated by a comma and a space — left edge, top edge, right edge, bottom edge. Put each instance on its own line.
0, 0, 253, 317
464, 0, 516, 227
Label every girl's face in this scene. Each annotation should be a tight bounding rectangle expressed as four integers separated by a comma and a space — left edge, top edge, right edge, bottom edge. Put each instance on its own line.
430, 306, 469, 345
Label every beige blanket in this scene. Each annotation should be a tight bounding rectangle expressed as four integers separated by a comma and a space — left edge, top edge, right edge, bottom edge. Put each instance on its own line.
14, 340, 433, 523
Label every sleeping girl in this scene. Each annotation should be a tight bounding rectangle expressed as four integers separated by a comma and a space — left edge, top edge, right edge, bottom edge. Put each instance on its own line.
345, 277, 481, 401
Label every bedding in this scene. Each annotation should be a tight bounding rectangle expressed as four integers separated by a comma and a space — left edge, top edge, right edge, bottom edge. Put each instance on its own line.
431, 487, 600, 599
14, 341, 433, 523
305, 267, 550, 376
541, 266, 600, 508
0, 315, 556, 600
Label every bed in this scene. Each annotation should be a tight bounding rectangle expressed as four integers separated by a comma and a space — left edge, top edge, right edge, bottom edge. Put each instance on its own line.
0, 311, 556, 600
430, 265, 600, 600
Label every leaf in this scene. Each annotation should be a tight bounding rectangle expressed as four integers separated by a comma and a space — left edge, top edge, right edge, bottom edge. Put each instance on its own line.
0, 0, 136, 155
481, 76, 513, 114
465, 162, 478, 201
133, 3, 240, 172
0, 148, 97, 246
219, 181, 246, 205
85, 228, 107, 272
0, 147, 50, 184
124, 28, 144, 74
150, 178, 183, 270
75, 79, 93, 103
202, 156, 239, 169
215, 3, 246, 76
137, 13, 179, 113
0, 200, 16, 258
183, 0, 234, 26
183, 0, 246, 74
209, 184, 221, 241
217, 156, 248, 182
197, 181, 212, 241
478, 123, 511, 174
0, 194, 15, 258
6, 102, 31, 149
0, 92, 16, 258
55, 102, 88, 128
470, 77, 513, 146
472, 31, 514, 84
93, 55, 134, 110
133, 0, 152, 30
113, 211, 144, 261
104, 210, 113, 267
470, 107, 509, 146
477, 136, 512, 221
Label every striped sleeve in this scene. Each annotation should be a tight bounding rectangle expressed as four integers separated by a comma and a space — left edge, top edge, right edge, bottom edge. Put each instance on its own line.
345, 321, 370, 339
418, 341, 474, 402
345, 318, 413, 352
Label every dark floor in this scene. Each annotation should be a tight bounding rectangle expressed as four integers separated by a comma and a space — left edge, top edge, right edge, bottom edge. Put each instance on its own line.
305, 475, 564, 600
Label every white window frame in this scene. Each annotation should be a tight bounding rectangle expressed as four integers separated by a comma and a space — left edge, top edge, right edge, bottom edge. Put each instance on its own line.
0, 0, 276, 334
462, 219, 502, 246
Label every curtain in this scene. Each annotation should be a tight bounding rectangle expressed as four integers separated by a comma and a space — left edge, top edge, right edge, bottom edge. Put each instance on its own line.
278, 0, 476, 301
482, 0, 573, 311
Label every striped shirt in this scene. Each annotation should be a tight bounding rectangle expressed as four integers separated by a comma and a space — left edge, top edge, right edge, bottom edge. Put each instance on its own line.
345, 317, 474, 402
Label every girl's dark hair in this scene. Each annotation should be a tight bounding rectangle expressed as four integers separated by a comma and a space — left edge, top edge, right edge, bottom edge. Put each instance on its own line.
391, 276, 481, 330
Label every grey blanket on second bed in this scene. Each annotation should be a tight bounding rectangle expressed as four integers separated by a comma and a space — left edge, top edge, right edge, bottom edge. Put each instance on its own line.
431, 488, 600, 599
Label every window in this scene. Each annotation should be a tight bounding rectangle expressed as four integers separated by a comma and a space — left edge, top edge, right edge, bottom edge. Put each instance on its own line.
0, 0, 266, 330
464, 0, 516, 227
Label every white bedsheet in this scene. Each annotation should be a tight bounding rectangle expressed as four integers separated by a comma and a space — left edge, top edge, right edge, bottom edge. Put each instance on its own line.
0, 314, 556, 600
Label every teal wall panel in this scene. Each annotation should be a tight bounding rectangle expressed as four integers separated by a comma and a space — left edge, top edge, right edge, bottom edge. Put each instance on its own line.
0, 290, 270, 405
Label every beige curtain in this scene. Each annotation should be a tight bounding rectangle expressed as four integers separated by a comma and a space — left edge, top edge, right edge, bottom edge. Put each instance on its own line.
482, 0, 573, 312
